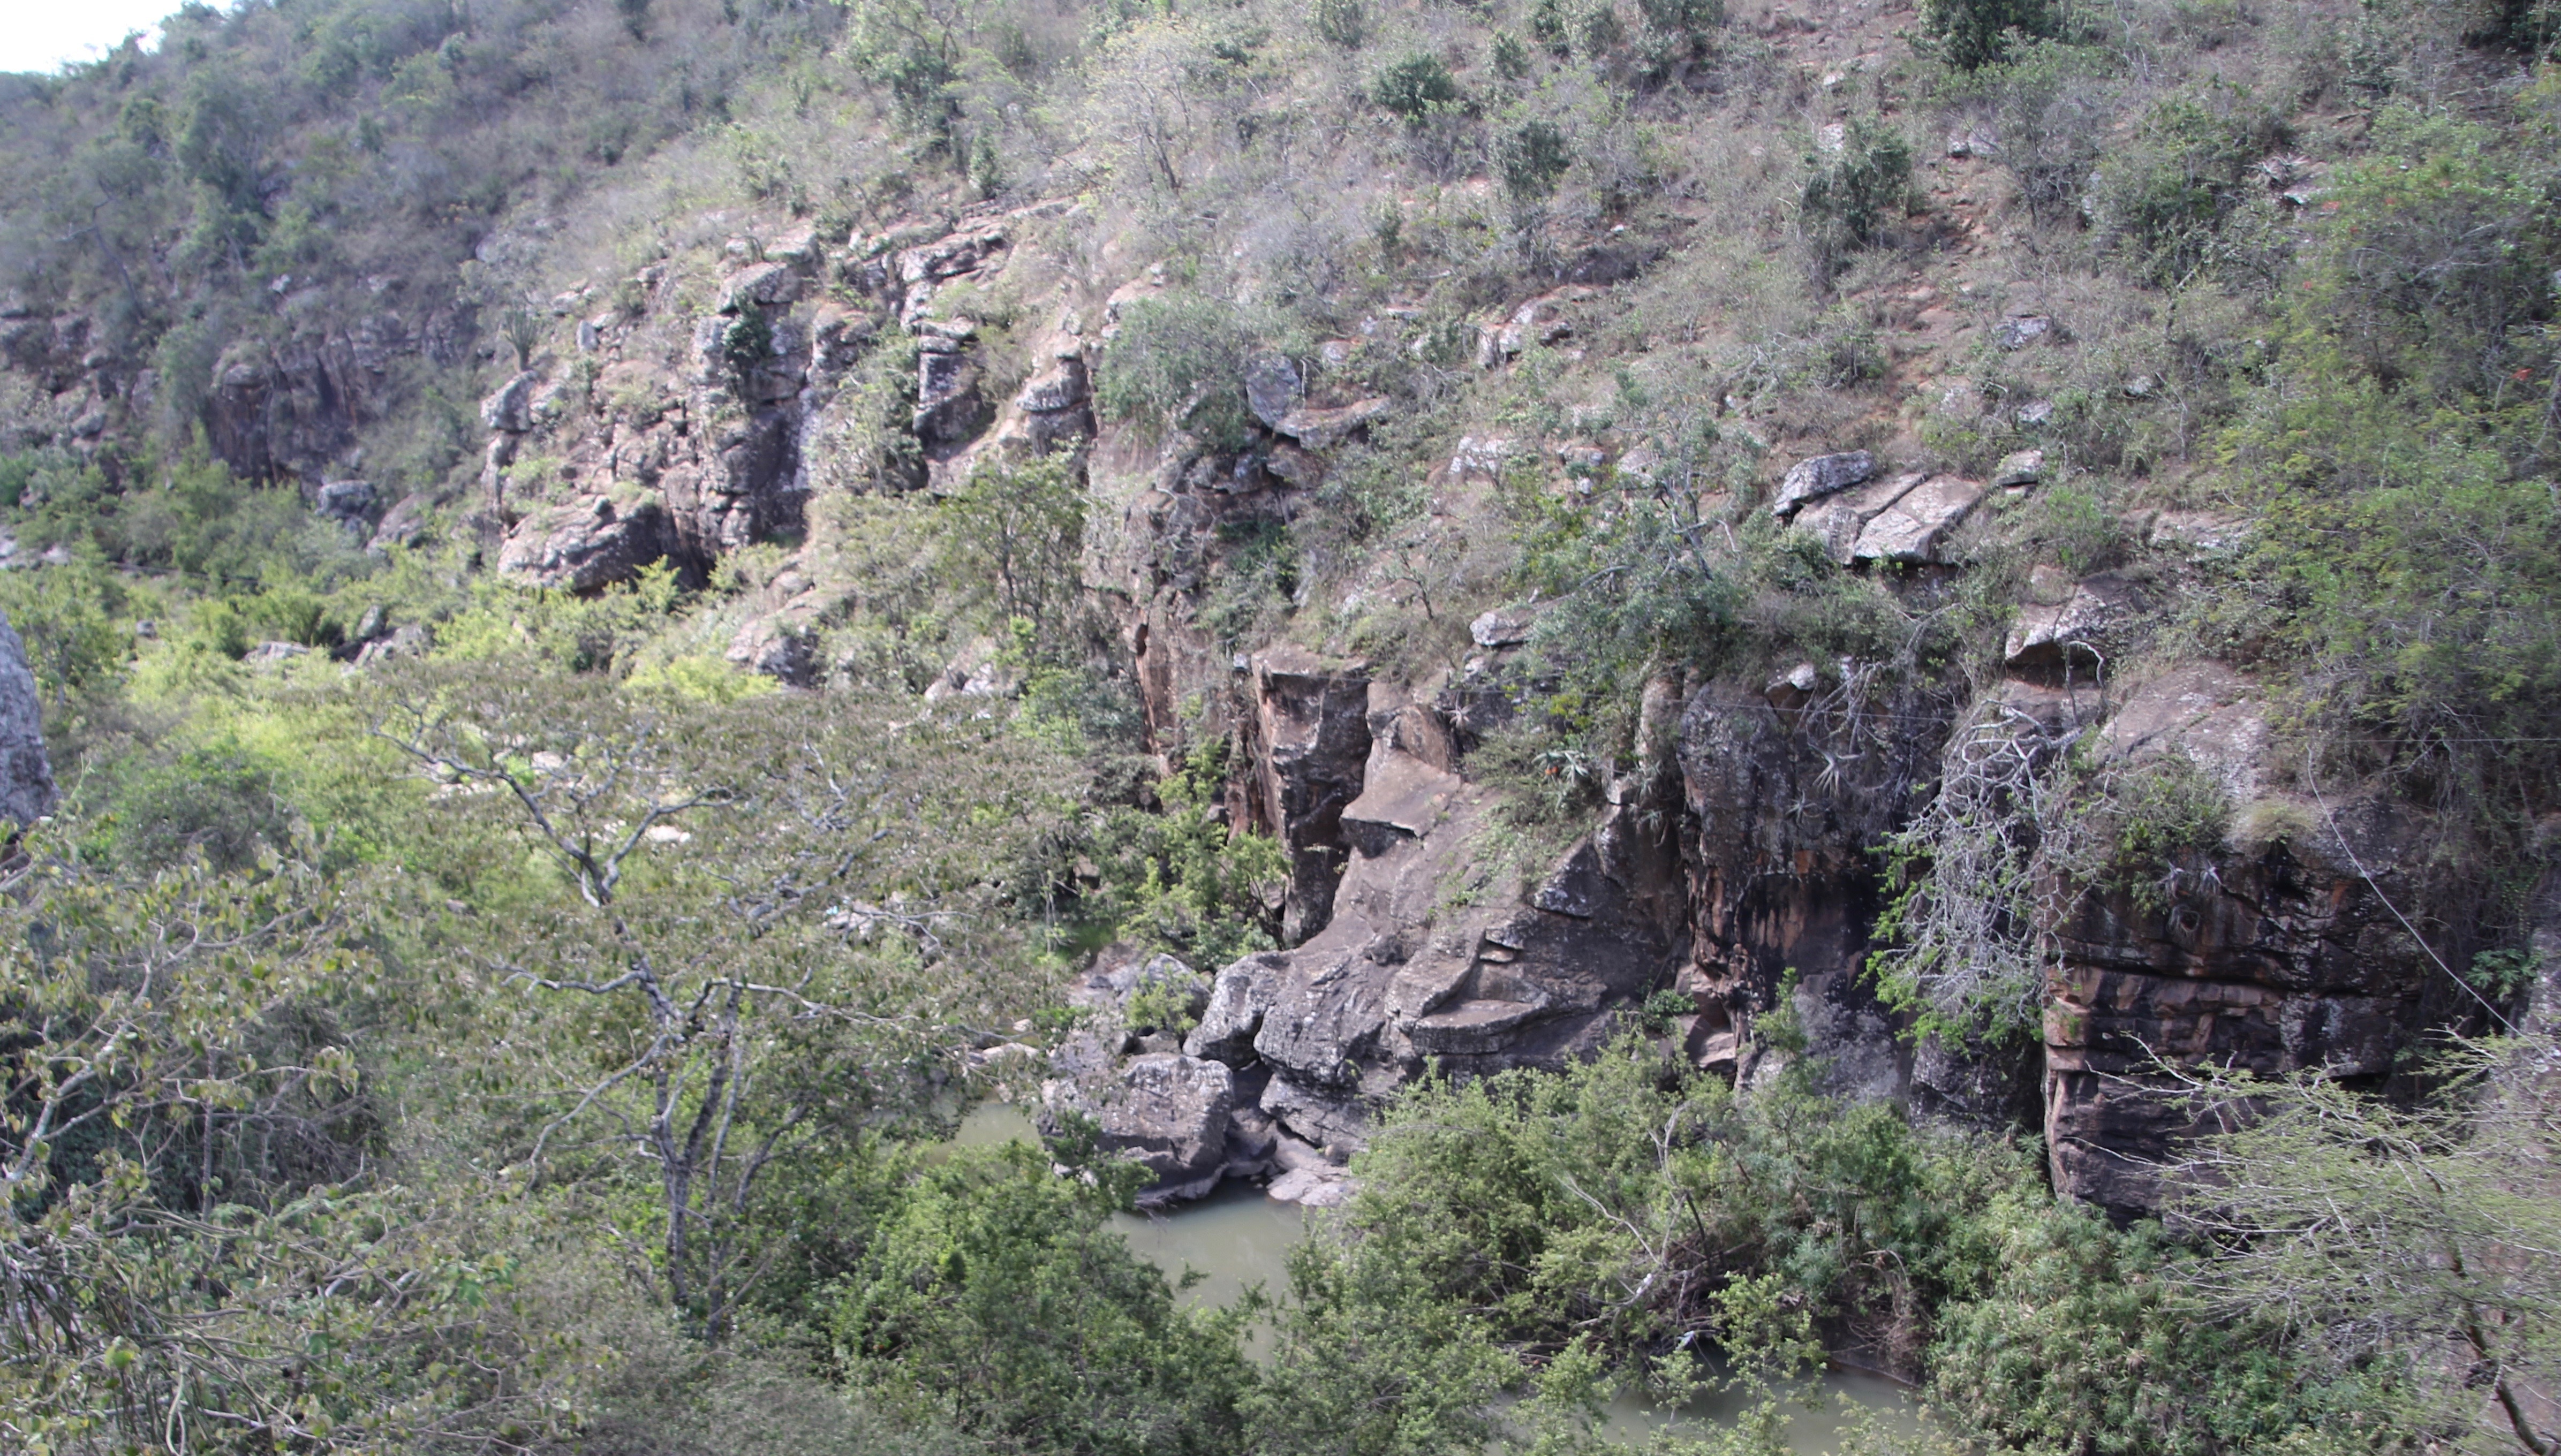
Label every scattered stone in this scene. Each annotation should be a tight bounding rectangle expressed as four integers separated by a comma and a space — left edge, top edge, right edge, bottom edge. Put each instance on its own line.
1769, 449, 1877, 518
1447, 434, 1519, 480
245, 640, 310, 666
1849, 474, 1985, 564
1992, 448, 2045, 488
1468, 605, 1538, 649
2016, 399, 2054, 427
1995, 315, 2052, 351
2123, 374, 2156, 399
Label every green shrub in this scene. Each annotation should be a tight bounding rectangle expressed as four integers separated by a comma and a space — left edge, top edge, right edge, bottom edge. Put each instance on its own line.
1373, 52, 1460, 123
1800, 117, 1914, 267
1921, 0, 2062, 70
2096, 87, 2284, 286
1497, 119, 1573, 203
829, 1140, 1256, 1453
1313, 0, 1366, 49
1930, 1198, 2371, 1456
109, 740, 295, 873
1094, 292, 1256, 448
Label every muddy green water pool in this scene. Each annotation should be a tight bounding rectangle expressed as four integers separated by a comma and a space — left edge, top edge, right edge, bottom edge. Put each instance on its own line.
953, 1103, 1927, 1452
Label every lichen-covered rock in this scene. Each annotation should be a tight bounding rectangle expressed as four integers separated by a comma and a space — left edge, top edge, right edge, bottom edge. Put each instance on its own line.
1769, 450, 1876, 517
1042, 1052, 1237, 1205
498, 496, 674, 592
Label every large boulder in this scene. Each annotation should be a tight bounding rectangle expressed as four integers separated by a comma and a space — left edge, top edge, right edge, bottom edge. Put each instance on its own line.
0, 609, 58, 833
1243, 353, 1304, 430
1043, 1052, 1237, 1205
497, 496, 675, 592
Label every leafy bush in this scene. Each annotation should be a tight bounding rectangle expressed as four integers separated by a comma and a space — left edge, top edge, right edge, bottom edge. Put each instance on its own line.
1921, 0, 2063, 70
1374, 52, 1461, 123
1801, 117, 1914, 270
1095, 292, 1256, 448
1497, 119, 1574, 203
1930, 1197, 2370, 1456
108, 739, 296, 873
829, 1140, 1256, 1454
2095, 86, 2285, 285
1314, 0, 1366, 50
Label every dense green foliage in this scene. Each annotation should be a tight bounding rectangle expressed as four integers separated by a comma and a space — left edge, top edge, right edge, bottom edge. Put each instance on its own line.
4, 0, 2559, 1453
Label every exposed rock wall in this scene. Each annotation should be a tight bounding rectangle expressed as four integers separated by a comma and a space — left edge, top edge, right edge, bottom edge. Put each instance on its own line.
2039, 664, 2457, 1216
0, 609, 59, 833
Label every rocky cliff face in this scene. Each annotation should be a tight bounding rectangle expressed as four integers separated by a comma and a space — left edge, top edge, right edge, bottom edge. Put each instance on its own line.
2038, 663, 2460, 1216
0, 609, 59, 835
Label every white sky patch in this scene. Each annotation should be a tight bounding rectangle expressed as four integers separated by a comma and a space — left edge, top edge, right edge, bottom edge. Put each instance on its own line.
0, 2, 210, 78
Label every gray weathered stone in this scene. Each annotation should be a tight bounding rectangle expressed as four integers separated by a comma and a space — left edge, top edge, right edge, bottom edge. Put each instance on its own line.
1769, 450, 1876, 518
1849, 475, 1984, 563
480, 371, 539, 434
1244, 352, 1304, 430
1992, 448, 2045, 488
1791, 471, 1924, 564
1044, 1052, 1236, 1204
0, 610, 58, 832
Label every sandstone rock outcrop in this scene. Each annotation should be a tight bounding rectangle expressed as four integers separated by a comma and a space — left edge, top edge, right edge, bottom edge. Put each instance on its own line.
1234, 648, 1374, 943
2038, 663, 2450, 1216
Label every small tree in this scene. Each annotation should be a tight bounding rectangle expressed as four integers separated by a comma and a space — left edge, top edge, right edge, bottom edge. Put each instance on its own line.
938, 455, 1089, 655
370, 666, 1075, 1340
2169, 1041, 2561, 1455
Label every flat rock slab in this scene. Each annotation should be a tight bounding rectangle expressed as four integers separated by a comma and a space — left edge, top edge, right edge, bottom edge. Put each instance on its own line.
1850, 474, 1983, 563
1266, 1166, 1354, 1207
1792, 471, 1926, 564
1342, 749, 1463, 838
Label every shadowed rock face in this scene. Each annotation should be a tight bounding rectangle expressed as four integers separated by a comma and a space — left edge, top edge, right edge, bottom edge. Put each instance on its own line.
0, 610, 58, 834
1673, 672, 1962, 1098
1234, 647, 1375, 944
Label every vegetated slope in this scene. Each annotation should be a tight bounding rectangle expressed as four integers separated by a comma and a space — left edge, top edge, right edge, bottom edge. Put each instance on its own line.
1, 1, 2557, 1454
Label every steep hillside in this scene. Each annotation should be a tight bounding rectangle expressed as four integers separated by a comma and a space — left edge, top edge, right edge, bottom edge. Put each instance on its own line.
3, 1, 2559, 1452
